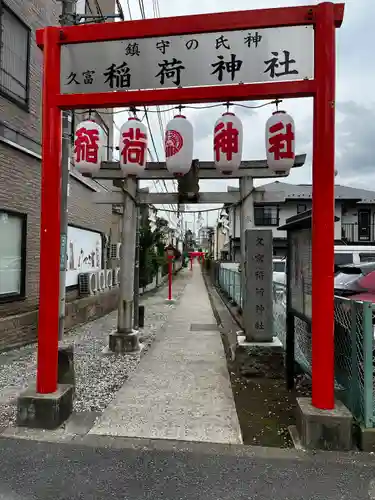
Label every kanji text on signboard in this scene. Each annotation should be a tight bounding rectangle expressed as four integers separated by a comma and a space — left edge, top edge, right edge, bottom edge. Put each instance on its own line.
61, 25, 314, 94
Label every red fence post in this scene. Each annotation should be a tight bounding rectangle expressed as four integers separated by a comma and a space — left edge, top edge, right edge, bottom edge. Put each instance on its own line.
36, 27, 62, 394
168, 258, 173, 300
311, 2, 336, 410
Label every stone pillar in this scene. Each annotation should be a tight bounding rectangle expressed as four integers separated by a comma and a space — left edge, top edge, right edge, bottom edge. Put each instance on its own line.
242, 228, 273, 342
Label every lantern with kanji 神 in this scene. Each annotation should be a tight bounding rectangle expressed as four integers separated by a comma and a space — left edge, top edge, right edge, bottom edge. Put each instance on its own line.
265, 110, 295, 174
73, 120, 105, 174
119, 117, 148, 176
213, 112, 243, 175
165, 115, 193, 176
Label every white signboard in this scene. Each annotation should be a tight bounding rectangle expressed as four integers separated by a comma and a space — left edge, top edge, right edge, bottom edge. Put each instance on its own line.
61, 25, 314, 94
65, 225, 102, 287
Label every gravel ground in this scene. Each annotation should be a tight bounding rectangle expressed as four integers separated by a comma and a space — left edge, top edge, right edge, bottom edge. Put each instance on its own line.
0, 270, 189, 430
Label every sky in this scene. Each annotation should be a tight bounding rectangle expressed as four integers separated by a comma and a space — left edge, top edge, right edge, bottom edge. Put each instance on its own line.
114, 0, 374, 232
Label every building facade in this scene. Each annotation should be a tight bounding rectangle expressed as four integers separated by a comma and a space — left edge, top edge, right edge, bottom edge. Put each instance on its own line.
0, 0, 121, 350
217, 181, 375, 260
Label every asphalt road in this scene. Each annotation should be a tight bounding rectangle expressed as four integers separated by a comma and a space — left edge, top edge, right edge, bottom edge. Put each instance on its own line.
1, 436, 375, 500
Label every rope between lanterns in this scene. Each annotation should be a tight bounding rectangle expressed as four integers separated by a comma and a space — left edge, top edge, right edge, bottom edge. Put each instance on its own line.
81, 99, 283, 116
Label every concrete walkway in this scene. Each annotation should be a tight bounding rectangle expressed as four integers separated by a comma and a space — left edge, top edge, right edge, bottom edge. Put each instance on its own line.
89, 264, 242, 444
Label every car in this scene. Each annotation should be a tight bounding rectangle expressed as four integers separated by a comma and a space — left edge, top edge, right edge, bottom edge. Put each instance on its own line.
334, 246, 375, 272
273, 258, 286, 285
334, 262, 375, 299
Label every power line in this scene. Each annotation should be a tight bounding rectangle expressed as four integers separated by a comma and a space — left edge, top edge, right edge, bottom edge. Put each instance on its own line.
126, 0, 132, 19
133, 0, 178, 220
93, 0, 105, 20
138, 0, 146, 18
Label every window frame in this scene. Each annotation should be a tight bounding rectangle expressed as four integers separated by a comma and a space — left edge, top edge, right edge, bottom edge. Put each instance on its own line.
359, 253, 375, 263
254, 205, 280, 226
334, 252, 354, 267
297, 203, 307, 214
0, 2, 31, 110
0, 208, 27, 303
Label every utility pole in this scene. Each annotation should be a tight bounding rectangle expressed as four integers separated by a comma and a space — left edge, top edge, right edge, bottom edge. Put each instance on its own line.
239, 176, 255, 304
58, 0, 75, 341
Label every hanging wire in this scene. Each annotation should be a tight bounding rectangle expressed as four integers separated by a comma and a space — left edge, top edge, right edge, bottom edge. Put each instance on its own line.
274, 98, 282, 112
82, 99, 282, 115
126, 0, 133, 20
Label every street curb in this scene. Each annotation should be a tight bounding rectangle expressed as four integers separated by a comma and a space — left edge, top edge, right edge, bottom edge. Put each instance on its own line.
202, 270, 243, 330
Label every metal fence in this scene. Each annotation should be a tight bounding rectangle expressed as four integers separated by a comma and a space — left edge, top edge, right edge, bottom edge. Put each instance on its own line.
216, 265, 375, 428
217, 266, 243, 309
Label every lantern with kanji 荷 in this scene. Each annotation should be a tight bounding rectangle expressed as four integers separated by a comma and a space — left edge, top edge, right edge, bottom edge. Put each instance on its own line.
119, 117, 148, 176
213, 112, 243, 175
73, 120, 106, 174
165, 115, 193, 176
265, 110, 295, 174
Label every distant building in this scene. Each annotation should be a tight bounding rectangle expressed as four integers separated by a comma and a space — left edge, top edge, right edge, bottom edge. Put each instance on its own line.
216, 181, 375, 260
197, 226, 215, 253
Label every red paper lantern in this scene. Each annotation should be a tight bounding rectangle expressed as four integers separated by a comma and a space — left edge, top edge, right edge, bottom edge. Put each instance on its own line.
213, 112, 243, 175
265, 110, 295, 174
73, 120, 105, 174
119, 117, 148, 176
165, 115, 193, 176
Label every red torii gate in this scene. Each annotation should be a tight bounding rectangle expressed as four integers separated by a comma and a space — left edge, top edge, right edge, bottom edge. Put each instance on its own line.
35, 2, 344, 411
189, 251, 205, 270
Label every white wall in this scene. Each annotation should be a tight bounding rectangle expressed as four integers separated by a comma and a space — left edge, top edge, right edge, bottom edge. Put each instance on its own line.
66, 225, 103, 287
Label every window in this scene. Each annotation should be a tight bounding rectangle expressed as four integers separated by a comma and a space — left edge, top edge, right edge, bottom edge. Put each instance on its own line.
273, 261, 285, 273
254, 206, 279, 226
0, 210, 26, 300
0, 4, 30, 107
360, 253, 375, 263
334, 253, 354, 266
297, 203, 307, 214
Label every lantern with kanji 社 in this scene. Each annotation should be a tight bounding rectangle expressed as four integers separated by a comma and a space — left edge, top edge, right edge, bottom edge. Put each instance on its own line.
213, 112, 243, 175
119, 117, 148, 176
73, 120, 106, 174
165, 115, 193, 176
265, 110, 295, 174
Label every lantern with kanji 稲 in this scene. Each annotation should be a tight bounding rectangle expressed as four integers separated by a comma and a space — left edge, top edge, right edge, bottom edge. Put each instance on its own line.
73, 120, 105, 173
119, 117, 148, 176
213, 112, 243, 175
165, 115, 193, 176
265, 110, 295, 174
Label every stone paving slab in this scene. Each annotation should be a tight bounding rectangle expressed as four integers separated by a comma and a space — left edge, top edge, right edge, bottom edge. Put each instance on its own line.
89, 264, 243, 445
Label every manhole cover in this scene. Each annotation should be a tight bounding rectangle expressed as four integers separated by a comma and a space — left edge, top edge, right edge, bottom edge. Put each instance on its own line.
190, 323, 218, 331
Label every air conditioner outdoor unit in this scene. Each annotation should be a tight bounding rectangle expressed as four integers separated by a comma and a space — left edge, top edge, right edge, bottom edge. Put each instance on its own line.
97, 270, 106, 291
110, 243, 121, 260
78, 273, 90, 296
113, 267, 120, 286
78, 272, 98, 296
105, 269, 113, 288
